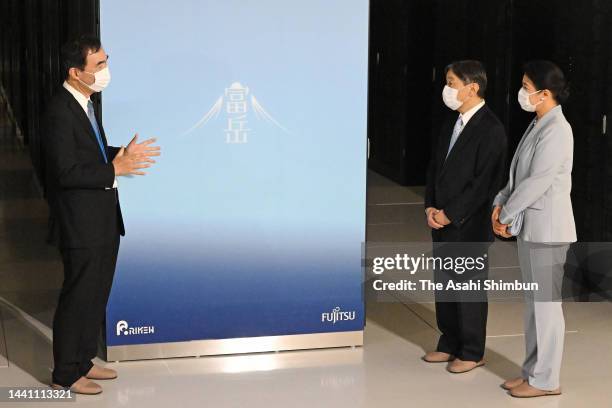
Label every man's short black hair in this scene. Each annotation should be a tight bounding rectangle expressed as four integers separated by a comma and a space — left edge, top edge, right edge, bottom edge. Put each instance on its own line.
60, 34, 102, 80
445, 60, 487, 98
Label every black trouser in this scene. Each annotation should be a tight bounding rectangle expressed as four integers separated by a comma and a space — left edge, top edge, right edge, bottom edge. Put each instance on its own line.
52, 234, 120, 386
433, 241, 489, 362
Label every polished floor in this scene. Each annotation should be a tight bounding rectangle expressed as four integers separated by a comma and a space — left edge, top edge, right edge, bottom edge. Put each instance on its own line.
1, 110, 612, 406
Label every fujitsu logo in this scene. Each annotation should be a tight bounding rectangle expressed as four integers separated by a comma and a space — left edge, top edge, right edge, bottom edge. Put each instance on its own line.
321, 307, 356, 324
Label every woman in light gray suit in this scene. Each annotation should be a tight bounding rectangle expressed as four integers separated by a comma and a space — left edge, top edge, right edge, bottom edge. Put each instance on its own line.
491, 61, 576, 398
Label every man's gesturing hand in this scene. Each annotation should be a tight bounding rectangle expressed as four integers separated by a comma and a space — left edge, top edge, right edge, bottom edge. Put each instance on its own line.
112, 146, 155, 176
112, 133, 161, 176
126, 133, 161, 159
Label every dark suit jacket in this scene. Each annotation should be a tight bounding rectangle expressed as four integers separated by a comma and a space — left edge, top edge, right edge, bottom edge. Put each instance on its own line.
41, 86, 125, 248
425, 104, 507, 242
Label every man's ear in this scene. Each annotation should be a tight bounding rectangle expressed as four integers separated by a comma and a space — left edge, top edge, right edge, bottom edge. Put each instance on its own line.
68, 67, 79, 81
541, 89, 551, 100
471, 83, 480, 97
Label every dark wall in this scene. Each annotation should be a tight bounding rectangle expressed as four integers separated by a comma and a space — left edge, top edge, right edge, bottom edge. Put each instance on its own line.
368, 0, 512, 186
368, 0, 435, 185
0, 0, 99, 180
368, 0, 612, 242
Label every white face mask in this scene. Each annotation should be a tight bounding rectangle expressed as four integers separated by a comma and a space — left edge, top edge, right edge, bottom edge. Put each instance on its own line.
442, 85, 466, 111
78, 67, 111, 92
517, 87, 543, 112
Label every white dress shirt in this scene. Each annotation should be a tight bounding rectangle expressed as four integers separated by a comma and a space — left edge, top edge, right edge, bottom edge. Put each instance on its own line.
63, 81, 118, 189
459, 99, 485, 126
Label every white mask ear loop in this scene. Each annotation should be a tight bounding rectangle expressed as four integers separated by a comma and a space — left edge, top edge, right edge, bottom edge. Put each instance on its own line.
532, 89, 545, 106
76, 70, 93, 88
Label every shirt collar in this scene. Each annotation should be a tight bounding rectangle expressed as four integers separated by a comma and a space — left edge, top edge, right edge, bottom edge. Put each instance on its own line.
459, 99, 485, 125
63, 81, 91, 113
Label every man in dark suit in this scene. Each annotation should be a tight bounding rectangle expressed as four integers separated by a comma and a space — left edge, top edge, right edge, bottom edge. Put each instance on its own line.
42, 35, 160, 394
423, 60, 507, 373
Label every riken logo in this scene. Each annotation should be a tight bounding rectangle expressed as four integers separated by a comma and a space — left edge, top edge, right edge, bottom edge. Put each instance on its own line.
321, 307, 356, 324
116, 320, 155, 336
182, 82, 289, 143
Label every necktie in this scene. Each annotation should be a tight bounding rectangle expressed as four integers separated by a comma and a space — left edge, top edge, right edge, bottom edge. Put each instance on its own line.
445, 115, 464, 160
87, 100, 108, 163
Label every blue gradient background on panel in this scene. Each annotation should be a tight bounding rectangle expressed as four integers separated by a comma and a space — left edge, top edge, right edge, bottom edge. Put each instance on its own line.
101, 0, 368, 346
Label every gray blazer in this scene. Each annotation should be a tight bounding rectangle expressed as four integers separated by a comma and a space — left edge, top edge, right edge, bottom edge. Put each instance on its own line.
493, 105, 577, 243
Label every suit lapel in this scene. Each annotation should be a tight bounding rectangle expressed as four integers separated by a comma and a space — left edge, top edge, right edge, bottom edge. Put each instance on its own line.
438, 105, 487, 179
435, 119, 454, 170
509, 106, 564, 187
61, 88, 108, 159
508, 119, 536, 190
